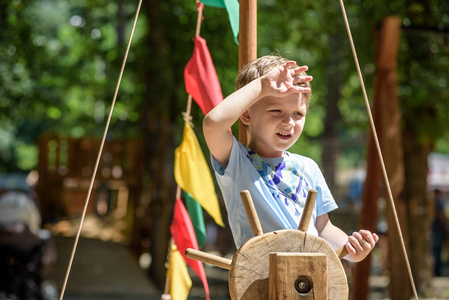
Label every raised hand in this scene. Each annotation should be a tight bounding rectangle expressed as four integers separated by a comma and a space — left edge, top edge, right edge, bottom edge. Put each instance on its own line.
260, 61, 312, 96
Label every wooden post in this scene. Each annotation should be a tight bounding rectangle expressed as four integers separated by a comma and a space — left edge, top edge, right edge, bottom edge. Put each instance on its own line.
377, 17, 410, 300
298, 190, 317, 232
238, 0, 257, 145
185, 248, 233, 270
240, 190, 263, 236
269, 253, 328, 300
351, 16, 404, 300
238, 0, 257, 70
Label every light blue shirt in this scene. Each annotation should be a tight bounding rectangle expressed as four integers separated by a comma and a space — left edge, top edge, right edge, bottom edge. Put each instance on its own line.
211, 136, 338, 248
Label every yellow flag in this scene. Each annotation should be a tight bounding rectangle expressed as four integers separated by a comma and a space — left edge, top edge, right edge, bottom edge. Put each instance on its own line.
167, 244, 192, 300
174, 124, 224, 226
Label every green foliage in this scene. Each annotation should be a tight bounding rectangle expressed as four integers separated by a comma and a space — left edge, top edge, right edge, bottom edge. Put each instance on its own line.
0, 0, 146, 171
1, 0, 448, 172
398, 0, 449, 151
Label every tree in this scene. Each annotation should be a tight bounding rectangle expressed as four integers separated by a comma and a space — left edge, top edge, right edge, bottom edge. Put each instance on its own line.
400, 0, 449, 294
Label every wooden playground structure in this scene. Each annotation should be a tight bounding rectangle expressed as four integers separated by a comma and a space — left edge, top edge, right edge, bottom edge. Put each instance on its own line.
35, 133, 145, 245
187, 189, 349, 299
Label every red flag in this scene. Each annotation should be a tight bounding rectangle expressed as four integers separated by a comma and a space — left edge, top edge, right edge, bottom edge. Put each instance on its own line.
170, 197, 210, 300
184, 36, 223, 115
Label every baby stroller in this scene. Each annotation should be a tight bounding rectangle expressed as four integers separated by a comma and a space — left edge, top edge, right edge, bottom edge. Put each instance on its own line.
0, 191, 55, 300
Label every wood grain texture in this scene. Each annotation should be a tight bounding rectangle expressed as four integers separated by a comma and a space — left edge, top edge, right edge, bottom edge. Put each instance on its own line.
298, 189, 317, 232
240, 190, 263, 236
229, 229, 348, 299
269, 253, 328, 300
185, 248, 232, 270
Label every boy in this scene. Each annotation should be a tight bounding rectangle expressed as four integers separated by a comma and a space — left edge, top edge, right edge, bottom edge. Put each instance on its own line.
203, 55, 378, 262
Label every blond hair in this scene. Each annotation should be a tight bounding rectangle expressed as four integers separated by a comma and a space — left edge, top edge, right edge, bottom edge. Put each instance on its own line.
236, 55, 312, 107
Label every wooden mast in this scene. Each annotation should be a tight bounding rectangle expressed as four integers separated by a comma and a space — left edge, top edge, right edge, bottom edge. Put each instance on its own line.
351, 16, 405, 300
238, 0, 257, 145
377, 17, 410, 300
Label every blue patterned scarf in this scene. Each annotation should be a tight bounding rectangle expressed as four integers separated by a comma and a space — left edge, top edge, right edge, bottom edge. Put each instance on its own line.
246, 149, 310, 214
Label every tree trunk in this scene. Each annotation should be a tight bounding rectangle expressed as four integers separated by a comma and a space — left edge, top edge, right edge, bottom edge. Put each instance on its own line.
321, 66, 341, 192
320, 34, 343, 192
117, 0, 125, 47
403, 122, 433, 293
144, 0, 178, 289
402, 0, 435, 294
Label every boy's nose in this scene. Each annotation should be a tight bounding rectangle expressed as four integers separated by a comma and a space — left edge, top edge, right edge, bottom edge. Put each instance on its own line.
281, 116, 295, 126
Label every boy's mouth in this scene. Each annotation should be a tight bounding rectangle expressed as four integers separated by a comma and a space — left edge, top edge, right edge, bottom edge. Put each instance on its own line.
276, 132, 292, 140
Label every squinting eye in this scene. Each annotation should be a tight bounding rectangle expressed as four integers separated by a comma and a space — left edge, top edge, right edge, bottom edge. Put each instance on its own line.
270, 109, 281, 113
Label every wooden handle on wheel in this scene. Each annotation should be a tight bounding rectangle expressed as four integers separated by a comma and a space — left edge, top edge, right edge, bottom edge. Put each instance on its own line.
185, 248, 232, 270
298, 189, 317, 232
336, 245, 349, 259
240, 190, 263, 236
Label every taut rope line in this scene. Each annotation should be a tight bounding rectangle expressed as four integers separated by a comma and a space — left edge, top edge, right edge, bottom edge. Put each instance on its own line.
337, 0, 419, 299
58, 1, 143, 299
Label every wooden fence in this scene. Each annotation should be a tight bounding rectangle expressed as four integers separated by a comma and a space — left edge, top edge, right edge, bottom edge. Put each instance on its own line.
36, 133, 145, 242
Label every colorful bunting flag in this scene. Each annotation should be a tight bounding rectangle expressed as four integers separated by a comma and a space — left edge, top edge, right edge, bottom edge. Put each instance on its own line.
170, 197, 210, 300
167, 244, 192, 300
174, 123, 224, 227
184, 36, 223, 116
201, 0, 239, 43
185, 191, 207, 248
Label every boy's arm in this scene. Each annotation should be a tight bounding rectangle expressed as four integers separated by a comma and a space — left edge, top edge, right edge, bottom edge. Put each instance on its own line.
203, 77, 264, 169
316, 213, 379, 262
203, 62, 311, 169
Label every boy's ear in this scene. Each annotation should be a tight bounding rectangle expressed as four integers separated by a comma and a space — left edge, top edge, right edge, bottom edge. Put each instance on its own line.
240, 110, 251, 125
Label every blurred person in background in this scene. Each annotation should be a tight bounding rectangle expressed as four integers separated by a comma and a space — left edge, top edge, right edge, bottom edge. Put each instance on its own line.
431, 189, 449, 276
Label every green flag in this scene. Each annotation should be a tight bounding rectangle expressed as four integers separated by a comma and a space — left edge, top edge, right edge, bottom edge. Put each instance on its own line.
201, 0, 239, 44
185, 192, 207, 248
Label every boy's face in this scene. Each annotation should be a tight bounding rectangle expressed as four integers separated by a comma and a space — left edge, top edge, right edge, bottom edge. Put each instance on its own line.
242, 93, 307, 158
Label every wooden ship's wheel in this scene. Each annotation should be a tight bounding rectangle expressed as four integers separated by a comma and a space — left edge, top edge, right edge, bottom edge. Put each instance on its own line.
186, 189, 349, 299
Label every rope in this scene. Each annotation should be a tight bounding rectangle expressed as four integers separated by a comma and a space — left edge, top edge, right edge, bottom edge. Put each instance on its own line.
337, 1, 419, 299
58, 1, 143, 298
